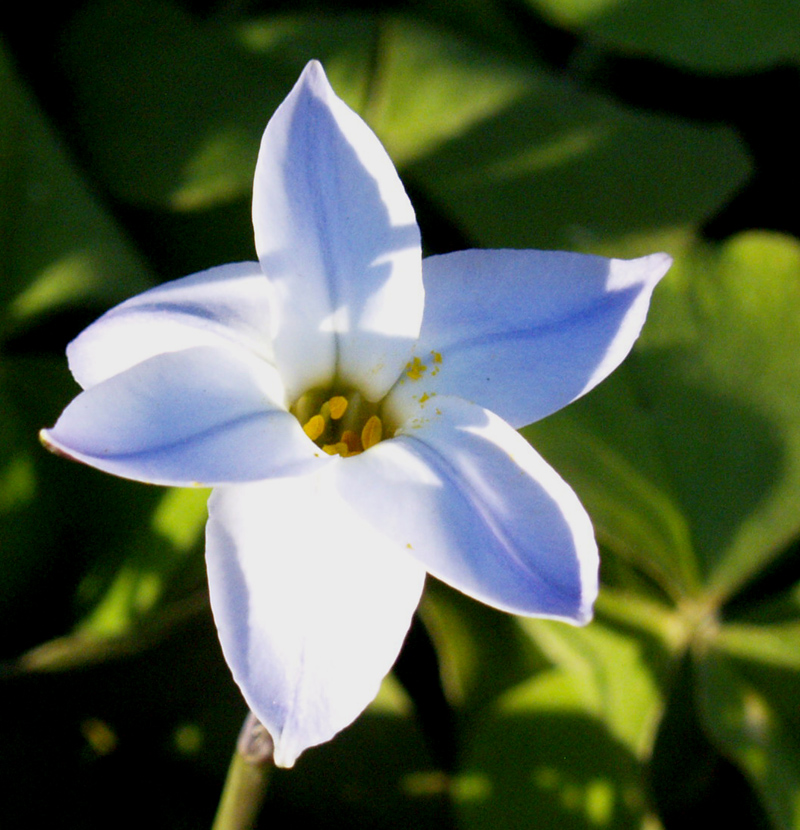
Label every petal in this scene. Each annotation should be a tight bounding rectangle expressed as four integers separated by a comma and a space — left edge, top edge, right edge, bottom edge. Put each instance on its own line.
253, 60, 423, 403
388, 250, 670, 428
339, 396, 597, 623
68, 262, 274, 391
205, 473, 426, 767
41, 346, 323, 486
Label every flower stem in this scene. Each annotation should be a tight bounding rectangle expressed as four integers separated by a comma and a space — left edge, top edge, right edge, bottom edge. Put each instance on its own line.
212, 711, 274, 830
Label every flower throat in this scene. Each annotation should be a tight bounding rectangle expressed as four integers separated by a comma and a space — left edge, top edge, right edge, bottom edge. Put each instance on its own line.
292, 390, 383, 457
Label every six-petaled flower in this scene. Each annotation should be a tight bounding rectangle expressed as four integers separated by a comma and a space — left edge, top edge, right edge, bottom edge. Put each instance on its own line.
41, 60, 670, 768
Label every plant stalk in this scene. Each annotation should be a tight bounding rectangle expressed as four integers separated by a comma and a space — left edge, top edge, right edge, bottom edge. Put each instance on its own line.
212, 711, 274, 830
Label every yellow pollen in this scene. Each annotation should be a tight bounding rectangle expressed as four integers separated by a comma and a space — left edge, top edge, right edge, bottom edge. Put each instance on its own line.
361, 415, 383, 450
295, 390, 385, 457
303, 414, 325, 441
328, 396, 348, 419
406, 356, 427, 380
431, 351, 442, 363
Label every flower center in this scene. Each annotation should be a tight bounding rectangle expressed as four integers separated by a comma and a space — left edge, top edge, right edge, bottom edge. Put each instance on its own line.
291, 390, 384, 457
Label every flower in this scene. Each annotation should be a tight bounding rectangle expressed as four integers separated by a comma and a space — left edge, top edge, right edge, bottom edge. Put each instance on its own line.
41, 60, 670, 768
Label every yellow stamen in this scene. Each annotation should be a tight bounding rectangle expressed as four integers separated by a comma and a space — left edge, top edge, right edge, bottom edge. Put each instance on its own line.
328, 396, 348, 420
322, 442, 348, 456
361, 415, 383, 450
295, 390, 384, 457
303, 414, 325, 442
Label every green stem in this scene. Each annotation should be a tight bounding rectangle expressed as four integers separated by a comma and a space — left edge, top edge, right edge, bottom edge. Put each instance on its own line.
212, 712, 274, 830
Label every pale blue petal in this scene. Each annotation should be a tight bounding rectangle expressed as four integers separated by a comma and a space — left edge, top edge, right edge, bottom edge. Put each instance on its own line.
41, 346, 323, 486
68, 262, 274, 391
205, 473, 426, 768
387, 250, 670, 428
252, 60, 423, 403
339, 396, 597, 623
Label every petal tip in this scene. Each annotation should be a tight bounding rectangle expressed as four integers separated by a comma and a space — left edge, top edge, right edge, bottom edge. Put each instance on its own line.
649, 251, 673, 282
298, 58, 333, 100
302, 58, 325, 79
271, 740, 299, 769
610, 251, 673, 292
571, 599, 596, 627
39, 428, 73, 461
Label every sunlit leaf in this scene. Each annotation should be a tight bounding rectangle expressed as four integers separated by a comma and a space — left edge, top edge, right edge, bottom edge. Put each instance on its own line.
371, 19, 751, 251
60, 0, 378, 211
519, 608, 671, 759
77, 488, 209, 639
0, 39, 151, 335
419, 581, 546, 709
528, 231, 800, 605
59, 5, 750, 255
523, 0, 800, 73
458, 709, 650, 830
456, 610, 670, 830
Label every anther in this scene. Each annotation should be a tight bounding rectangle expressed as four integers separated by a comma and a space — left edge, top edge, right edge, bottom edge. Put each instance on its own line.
296, 391, 384, 457
361, 415, 383, 450
303, 414, 325, 442
328, 396, 348, 420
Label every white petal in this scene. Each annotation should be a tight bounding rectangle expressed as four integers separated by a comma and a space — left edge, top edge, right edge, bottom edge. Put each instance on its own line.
253, 60, 423, 403
205, 473, 426, 767
339, 396, 597, 623
41, 346, 323, 486
388, 250, 670, 428
68, 262, 274, 391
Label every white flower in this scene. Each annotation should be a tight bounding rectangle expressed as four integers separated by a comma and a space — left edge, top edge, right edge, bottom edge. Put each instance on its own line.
41, 61, 670, 767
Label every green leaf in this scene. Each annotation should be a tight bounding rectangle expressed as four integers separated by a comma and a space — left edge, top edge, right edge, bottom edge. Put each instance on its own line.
59, 5, 751, 255
528, 231, 800, 605
0, 38, 151, 336
524, 230, 800, 827
77, 487, 210, 640
59, 0, 380, 212
517, 607, 671, 759
716, 620, 800, 672
277, 674, 454, 829
419, 580, 547, 710
457, 708, 649, 830
373, 21, 752, 250
697, 630, 800, 830
60, 0, 266, 210
455, 610, 670, 830
0, 366, 53, 618
1, 354, 209, 657
524, 366, 702, 600
639, 231, 800, 598
523, 0, 800, 73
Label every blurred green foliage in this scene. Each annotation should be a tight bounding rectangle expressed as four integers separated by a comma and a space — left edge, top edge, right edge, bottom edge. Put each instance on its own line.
1, 0, 798, 828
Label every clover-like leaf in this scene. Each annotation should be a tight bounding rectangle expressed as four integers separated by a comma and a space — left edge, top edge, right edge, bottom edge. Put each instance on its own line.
523, 0, 800, 73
